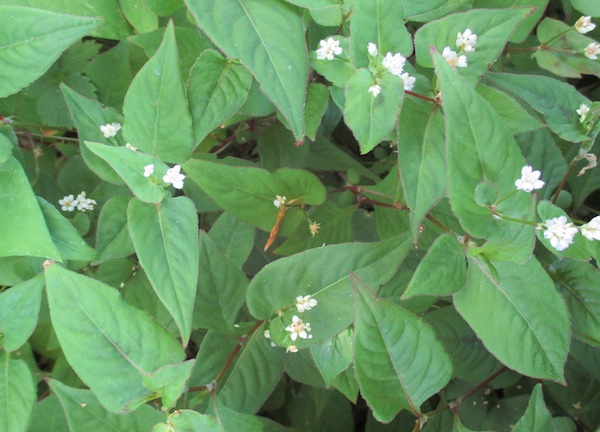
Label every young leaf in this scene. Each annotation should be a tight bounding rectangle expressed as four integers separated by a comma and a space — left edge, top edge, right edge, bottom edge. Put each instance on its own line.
0, 6, 100, 97
161, 410, 221, 431
187, 49, 252, 146
45, 264, 185, 413
310, 328, 353, 385
0, 352, 36, 432
122, 21, 194, 163
142, 360, 195, 410
120, 0, 158, 34
352, 274, 452, 422
186, 0, 307, 141
512, 384, 555, 432
454, 257, 570, 382
0, 275, 43, 351
128, 197, 199, 345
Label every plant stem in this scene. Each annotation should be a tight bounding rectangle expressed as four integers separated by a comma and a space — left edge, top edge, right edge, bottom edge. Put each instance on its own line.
552, 157, 579, 204
405, 90, 437, 104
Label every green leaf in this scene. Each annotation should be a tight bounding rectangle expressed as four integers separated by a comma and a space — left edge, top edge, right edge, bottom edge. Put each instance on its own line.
45, 265, 185, 413
350, 0, 413, 68
85, 42, 132, 111
218, 324, 284, 413
208, 213, 255, 268
352, 274, 452, 422
344, 68, 405, 154
454, 257, 570, 382
194, 232, 247, 333
143, 360, 195, 410
128, 197, 199, 345
162, 409, 221, 431
485, 72, 590, 143
553, 260, 600, 346
310, 328, 353, 385
473, 0, 549, 43
257, 123, 309, 171
186, 0, 307, 141
304, 83, 329, 141
402, 0, 472, 22
84, 141, 168, 203
398, 98, 446, 240
188, 330, 239, 387
0, 134, 12, 165
434, 52, 531, 241
0, 352, 36, 432
187, 49, 252, 146
0, 6, 100, 97
402, 233, 466, 298
120, 0, 158, 34
415, 8, 530, 85
309, 37, 357, 88
94, 196, 135, 265
61, 84, 125, 185
49, 379, 164, 431
122, 22, 194, 163
37, 197, 96, 262
0, 156, 61, 260
570, 0, 600, 16
183, 157, 326, 235
512, 384, 555, 432
0, 275, 43, 351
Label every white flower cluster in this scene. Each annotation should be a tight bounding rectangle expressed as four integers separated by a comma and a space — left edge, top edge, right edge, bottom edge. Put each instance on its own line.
163, 165, 185, 189
316, 37, 343, 61
515, 165, 545, 192
285, 315, 312, 341
577, 104, 590, 123
58, 191, 96, 212
575, 16, 596, 34
542, 216, 579, 252
100, 122, 121, 138
295, 295, 318, 313
443, 29, 478, 69
581, 216, 600, 241
584, 43, 600, 60
273, 195, 286, 208
144, 164, 154, 177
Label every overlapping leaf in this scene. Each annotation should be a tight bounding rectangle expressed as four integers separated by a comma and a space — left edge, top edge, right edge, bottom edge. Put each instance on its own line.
0, 352, 35, 432
0, 275, 43, 352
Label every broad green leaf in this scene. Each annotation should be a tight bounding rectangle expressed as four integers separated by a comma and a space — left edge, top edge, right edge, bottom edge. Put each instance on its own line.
94, 196, 135, 265
570, 0, 600, 16
476, 84, 544, 135
208, 213, 255, 268
512, 384, 555, 432
122, 22, 194, 163
28, 394, 69, 432
533, 18, 600, 79
0, 156, 61, 260
0, 134, 12, 164
398, 98, 446, 240
402, 233, 466, 298
146, 0, 184, 15
187, 49, 252, 146
84, 141, 169, 203
350, 0, 412, 68
218, 324, 284, 413
194, 232, 247, 333
402, 0, 472, 22
553, 260, 600, 346
186, 0, 307, 141
425, 307, 503, 384
284, 0, 337, 8
183, 157, 326, 235
143, 360, 195, 410
128, 197, 199, 345
248, 235, 412, 346
0, 256, 44, 286
474, 0, 548, 43
161, 410, 221, 431
344, 68, 405, 154
0, 6, 100, 97
0, 274, 43, 351
188, 330, 239, 387
257, 123, 309, 171
310, 328, 353, 385
352, 274, 452, 422
332, 367, 359, 403
120, 0, 158, 34
61, 85, 125, 185
85, 42, 132, 111
45, 265, 185, 413
304, 83, 329, 141
415, 8, 531, 86
49, 379, 164, 431
0, 352, 36, 432
434, 52, 531, 240
536, 200, 590, 260
37, 197, 96, 262
485, 72, 590, 143
454, 257, 570, 382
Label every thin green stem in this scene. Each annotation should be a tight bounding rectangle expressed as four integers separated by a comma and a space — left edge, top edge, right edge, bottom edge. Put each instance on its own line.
494, 212, 539, 227
540, 27, 574, 47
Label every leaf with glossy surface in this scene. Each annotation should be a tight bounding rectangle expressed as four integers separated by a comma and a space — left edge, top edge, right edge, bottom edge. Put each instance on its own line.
352, 274, 452, 421
45, 265, 185, 413
512, 384, 555, 432
128, 197, 199, 345
0, 352, 35, 432
0, 6, 100, 97
122, 22, 194, 163
187, 49, 252, 146
454, 257, 570, 382
0, 275, 43, 351
186, 0, 307, 141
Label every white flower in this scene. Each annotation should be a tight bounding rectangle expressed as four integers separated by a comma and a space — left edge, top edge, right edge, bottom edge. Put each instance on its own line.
285, 315, 312, 341
125, 143, 137, 152
577, 104, 590, 122
143, 164, 154, 177
580, 216, 600, 241
263, 330, 271, 339
368, 42, 378, 56
442, 47, 467, 68
584, 42, 600, 60
273, 195, 287, 208
58, 194, 76, 212
400, 72, 416, 91
308, 220, 321, 236
75, 191, 96, 212
163, 165, 185, 189
368, 83, 381, 97
316, 37, 343, 60
543, 216, 579, 252
456, 29, 477, 52
296, 295, 318, 313
575, 16, 596, 34
100, 122, 121, 138
286, 345, 299, 353
382, 52, 406, 77
515, 165, 545, 192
